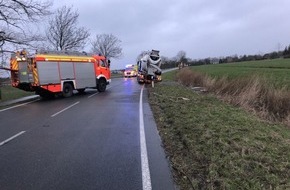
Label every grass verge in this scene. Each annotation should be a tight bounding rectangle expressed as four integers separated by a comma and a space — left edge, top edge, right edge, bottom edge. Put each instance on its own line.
148, 74, 290, 189
0, 85, 34, 103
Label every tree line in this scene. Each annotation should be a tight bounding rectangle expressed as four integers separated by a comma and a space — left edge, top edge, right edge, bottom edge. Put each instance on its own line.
160, 46, 290, 69
0, 0, 122, 66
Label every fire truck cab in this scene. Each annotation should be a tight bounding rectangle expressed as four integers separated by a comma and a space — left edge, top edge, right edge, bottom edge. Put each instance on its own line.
10, 50, 111, 98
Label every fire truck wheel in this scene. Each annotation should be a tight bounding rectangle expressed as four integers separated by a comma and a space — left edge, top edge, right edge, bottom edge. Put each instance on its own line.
97, 79, 106, 92
63, 83, 73, 98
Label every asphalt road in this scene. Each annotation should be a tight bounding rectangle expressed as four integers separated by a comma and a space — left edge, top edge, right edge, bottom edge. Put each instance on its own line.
0, 77, 175, 190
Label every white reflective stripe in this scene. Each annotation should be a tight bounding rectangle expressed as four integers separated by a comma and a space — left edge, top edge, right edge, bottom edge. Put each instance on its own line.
97, 74, 106, 79
139, 85, 152, 190
51, 101, 79, 117
0, 131, 26, 146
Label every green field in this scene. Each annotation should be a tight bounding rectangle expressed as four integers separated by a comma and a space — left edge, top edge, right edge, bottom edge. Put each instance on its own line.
192, 59, 290, 88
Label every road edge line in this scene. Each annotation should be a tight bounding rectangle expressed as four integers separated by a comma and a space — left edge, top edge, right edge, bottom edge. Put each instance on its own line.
139, 85, 152, 190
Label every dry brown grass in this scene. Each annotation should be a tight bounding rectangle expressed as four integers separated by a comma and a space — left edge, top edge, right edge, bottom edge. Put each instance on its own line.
176, 68, 206, 87
176, 67, 290, 124
148, 83, 290, 189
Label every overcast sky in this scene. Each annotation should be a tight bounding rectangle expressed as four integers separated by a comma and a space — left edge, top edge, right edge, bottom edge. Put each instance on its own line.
53, 0, 290, 69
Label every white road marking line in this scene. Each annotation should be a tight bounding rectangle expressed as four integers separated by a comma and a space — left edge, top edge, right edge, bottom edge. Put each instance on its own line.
87, 86, 112, 98
88, 92, 99, 98
51, 101, 80, 117
0, 131, 26, 146
139, 85, 152, 190
0, 99, 39, 112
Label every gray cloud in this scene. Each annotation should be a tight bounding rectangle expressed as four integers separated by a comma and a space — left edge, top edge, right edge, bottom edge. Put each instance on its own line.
53, 0, 290, 69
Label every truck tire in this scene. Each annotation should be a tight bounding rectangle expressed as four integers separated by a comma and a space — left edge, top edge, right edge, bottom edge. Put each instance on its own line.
97, 79, 106, 92
137, 76, 144, 84
63, 83, 73, 98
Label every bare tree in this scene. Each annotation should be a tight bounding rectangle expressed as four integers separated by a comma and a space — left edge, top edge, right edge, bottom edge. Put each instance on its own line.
176, 50, 186, 62
91, 34, 122, 59
0, 0, 52, 52
46, 6, 90, 51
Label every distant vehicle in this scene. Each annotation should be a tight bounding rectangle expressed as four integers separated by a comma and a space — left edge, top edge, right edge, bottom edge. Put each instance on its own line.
137, 49, 162, 86
9, 49, 111, 98
123, 64, 137, 77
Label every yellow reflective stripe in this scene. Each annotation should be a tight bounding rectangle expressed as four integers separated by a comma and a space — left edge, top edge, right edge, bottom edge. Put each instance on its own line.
11, 59, 18, 70
36, 54, 94, 62
33, 68, 38, 84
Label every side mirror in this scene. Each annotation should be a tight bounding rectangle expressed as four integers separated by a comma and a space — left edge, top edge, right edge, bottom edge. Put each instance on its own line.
108, 60, 111, 68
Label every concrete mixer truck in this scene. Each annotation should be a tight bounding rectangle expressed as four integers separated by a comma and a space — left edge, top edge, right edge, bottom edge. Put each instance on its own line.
137, 50, 162, 86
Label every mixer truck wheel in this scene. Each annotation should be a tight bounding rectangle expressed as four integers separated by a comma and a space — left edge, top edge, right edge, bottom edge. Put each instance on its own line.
63, 83, 73, 98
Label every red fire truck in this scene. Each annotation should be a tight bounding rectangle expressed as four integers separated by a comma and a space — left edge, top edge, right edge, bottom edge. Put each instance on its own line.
10, 50, 111, 98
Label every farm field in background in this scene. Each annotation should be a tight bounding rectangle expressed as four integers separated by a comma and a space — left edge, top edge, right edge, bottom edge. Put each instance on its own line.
192, 58, 290, 88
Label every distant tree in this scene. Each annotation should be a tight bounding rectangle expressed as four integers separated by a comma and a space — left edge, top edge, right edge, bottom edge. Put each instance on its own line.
283, 47, 288, 56
283, 45, 290, 58
160, 56, 169, 63
0, 52, 10, 76
254, 54, 263, 60
204, 58, 211, 64
269, 51, 278, 59
91, 34, 122, 59
240, 55, 247, 62
0, 0, 52, 52
263, 53, 270, 59
283, 45, 290, 56
176, 50, 187, 62
46, 6, 90, 51
159, 56, 174, 69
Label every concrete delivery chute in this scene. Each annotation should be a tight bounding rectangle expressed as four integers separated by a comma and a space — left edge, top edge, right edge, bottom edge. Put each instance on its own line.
10, 49, 111, 98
